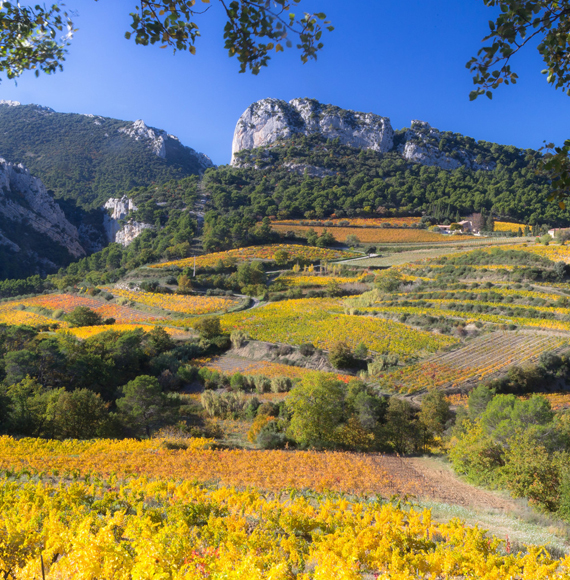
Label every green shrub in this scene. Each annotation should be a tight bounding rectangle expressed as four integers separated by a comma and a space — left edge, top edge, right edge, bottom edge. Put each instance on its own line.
230, 329, 249, 349
194, 317, 222, 339
201, 391, 246, 419
270, 376, 292, 393
253, 375, 271, 394
328, 341, 356, 369
230, 372, 246, 391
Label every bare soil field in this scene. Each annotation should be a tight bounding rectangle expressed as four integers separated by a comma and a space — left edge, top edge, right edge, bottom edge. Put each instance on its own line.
400, 456, 518, 511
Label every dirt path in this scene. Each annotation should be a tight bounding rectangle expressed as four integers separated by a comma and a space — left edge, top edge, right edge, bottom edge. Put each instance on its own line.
394, 456, 519, 511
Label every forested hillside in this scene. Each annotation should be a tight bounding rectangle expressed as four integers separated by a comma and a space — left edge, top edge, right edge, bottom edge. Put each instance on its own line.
207, 133, 565, 226
0, 103, 212, 209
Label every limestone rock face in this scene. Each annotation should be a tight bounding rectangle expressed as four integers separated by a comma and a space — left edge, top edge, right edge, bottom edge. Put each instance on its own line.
231, 98, 394, 164
115, 222, 153, 246
0, 157, 85, 258
119, 119, 214, 169
103, 196, 152, 246
119, 119, 168, 158
401, 120, 496, 171
104, 196, 138, 221
231, 99, 497, 173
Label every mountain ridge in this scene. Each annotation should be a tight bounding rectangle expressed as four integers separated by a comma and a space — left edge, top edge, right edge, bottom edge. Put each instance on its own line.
0, 101, 214, 209
231, 98, 511, 172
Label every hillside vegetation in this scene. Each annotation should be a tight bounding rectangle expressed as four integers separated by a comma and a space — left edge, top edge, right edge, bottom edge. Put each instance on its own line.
206, 133, 564, 226
0, 104, 210, 208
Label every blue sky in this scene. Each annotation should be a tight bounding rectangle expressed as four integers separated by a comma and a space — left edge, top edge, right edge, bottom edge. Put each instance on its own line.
1, 0, 567, 165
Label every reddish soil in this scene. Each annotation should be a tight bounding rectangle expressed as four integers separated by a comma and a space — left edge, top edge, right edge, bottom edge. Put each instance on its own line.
383, 455, 519, 511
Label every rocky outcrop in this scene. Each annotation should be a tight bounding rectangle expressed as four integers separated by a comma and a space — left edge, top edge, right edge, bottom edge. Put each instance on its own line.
119, 119, 168, 158
0, 100, 54, 114
104, 196, 138, 221
103, 196, 152, 247
119, 119, 214, 170
115, 222, 153, 246
232, 99, 497, 172
401, 120, 496, 171
0, 157, 85, 258
283, 162, 335, 178
231, 98, 394, 164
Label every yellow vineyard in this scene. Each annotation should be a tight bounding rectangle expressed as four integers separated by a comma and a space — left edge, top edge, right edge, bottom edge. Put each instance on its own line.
0, 437, 567, 579
150, 244, 358, 269
220, 297, 457, 357
271, 224, 471, 243
109, 288, 240, 314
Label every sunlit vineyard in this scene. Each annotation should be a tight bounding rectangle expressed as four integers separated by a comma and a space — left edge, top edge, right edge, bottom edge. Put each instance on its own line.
0, 437, 567, 579
109, 287, 241, 315
221, 298, 457, 357
373, 332, 566, 393
271, 223, 471, 243
494, 221, 528, 232
59, 323, 189, 339
277, 273, 366, 286
150, 244, 358, 269
23, 293, 168, 323
194, 355, 352, 382
272, 216, 422, 227
0, 306, 60, 327
0, 436, 409, 495
4, 477, 566, 579
0, 294, 168, 326
20, 293, 104, 311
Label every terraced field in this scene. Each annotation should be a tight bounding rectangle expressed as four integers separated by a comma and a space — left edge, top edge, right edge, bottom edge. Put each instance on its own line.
271, 223, 470, 243
150, 244, 358, 269
220, 297, 458, 358
196, 354, 352, 382
375, 331, 568, 394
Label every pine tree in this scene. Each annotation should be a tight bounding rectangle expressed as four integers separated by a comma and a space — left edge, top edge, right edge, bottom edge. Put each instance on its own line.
480, 208, 488, 231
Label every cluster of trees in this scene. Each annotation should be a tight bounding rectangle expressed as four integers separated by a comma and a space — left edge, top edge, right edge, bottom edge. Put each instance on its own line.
206, 134, 568, 226
197, 370, 452, 452
202, 213, 278, 253
0, 275, 49, 299
282, 373, 450, 453
451, 385, 570, 518
0, 323, 213, 439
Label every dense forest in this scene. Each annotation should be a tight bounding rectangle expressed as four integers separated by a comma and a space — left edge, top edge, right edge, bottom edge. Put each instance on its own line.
207, 133, 566, 226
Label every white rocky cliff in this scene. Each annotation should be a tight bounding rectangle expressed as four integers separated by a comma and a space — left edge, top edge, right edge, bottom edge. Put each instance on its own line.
0, 157, 85, 258
231, 99, 497, 172
104, 196, 152, 247
231, 98, 394, 164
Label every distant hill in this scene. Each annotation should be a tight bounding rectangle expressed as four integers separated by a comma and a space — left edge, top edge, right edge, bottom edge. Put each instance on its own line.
0, 101, 213, 209
207, 98, 565, 227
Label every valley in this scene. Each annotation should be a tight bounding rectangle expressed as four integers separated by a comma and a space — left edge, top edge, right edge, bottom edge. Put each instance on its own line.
1, 96, 570, 577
